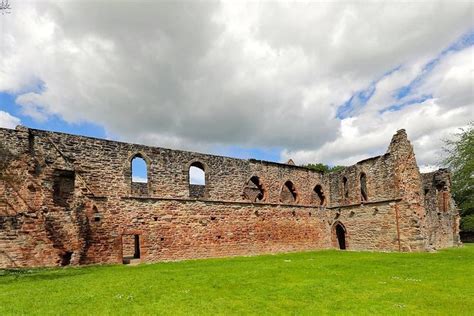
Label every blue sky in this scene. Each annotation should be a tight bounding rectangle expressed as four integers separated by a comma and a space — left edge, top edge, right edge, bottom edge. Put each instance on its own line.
1, 1, 473, 174
0, 92, 107, 138
336, 29, 474, 118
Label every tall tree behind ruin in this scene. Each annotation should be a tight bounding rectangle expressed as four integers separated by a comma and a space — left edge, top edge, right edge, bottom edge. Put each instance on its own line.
443, 123, 474, 232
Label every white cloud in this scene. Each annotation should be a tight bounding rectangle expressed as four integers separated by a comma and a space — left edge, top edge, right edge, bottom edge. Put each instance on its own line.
0, 111, 20, 129
283, 47, 474, 168
419, 165, 439, 173
1, 0, 473, 167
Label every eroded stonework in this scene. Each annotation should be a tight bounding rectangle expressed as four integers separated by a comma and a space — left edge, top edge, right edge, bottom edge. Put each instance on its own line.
0, 126, 461, 268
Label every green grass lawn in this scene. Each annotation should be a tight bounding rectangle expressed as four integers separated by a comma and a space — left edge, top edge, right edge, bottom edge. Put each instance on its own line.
1, 245, 473, 315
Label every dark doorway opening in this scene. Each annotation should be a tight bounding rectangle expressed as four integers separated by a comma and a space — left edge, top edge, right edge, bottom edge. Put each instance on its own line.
61, 251, 73, 266
335, 223, 346, 250
122, 234, 140, 264
134, 235, 140, 258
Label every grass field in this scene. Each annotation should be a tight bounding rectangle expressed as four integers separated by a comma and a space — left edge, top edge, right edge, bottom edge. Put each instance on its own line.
1, 245, 473, 315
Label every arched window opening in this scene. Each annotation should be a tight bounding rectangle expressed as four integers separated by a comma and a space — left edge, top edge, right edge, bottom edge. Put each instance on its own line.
360, 173, 368, 202
280, 181, 298, 204
189, 161, 206, 198
342, 177, 349, 200
334, 222, 347, 250
131, 156, 148, 183
189, 162, 205, 185
313, 185, 325, 206
244, 176, 266, 202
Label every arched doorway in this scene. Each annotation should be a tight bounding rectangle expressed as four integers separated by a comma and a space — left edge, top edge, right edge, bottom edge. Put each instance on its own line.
333, 222, 347, 250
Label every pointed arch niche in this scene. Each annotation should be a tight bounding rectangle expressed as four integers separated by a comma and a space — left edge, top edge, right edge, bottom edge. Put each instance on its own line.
280, 180, 298, 204
313, 184, 326, 206
243, 176, 267, 202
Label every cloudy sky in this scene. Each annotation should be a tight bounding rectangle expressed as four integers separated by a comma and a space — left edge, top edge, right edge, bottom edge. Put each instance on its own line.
0, 0, 473, 174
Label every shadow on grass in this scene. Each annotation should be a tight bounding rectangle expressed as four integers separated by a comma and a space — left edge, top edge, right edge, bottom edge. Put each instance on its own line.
0, 267, 89, 284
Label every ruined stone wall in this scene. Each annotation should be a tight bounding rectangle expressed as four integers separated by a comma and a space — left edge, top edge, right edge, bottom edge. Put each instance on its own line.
325, 130, 427, 252
71, 197, 405, 265
327, 202, 400, 251
83, 199, 329, 264
0, 126, 460, 268
383, 130, 427, 251
328, 153, 397, 207
40, 129, 327, 204
422, 170, 461, 249
0, 127, 95, 267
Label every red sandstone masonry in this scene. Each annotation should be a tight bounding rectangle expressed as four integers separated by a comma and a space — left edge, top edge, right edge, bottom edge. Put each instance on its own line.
0, 126, 461, 268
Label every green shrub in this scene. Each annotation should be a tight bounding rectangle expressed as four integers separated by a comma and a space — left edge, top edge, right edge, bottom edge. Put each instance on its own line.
461, 214, 474, 232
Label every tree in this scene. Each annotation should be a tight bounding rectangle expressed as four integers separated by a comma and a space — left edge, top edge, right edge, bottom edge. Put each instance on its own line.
443, 123, 474, 232
304, 163, 345, 174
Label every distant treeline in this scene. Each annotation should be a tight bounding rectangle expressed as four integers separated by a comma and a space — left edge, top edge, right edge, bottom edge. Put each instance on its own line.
303, 163, 345, 174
